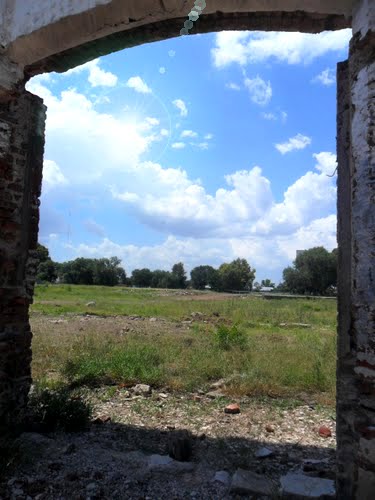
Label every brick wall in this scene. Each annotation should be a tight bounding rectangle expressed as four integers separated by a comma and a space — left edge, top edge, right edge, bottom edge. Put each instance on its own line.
0, 91, 45, 439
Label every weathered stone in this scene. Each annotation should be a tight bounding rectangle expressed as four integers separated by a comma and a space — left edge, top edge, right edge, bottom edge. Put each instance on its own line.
213, 470, 231, 486
224, 403, 240, 414
133, 384, 152, 396
280, 473, 335, 499
255, 447, 273, 458
318, 426, 332, 438
230, 469, 275, 496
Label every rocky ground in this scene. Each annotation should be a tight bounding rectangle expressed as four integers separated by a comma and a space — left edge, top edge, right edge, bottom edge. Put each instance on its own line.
1, 384, 337, 499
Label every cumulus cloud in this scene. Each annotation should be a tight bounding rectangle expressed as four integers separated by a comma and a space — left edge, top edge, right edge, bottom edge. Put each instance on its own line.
173, 99, 188, 117
312, 68, 336, 86
42, 160, 68, 190
275, 134, 312, 154
126, 76, 152, 94
204, 133, 214, 140
181, 130, 198, 138
212, 30, 351, 68
171, 142, 186, 149
159, 67, 166, 74
261, 112, 277, 121
244, 76, 272, 106
25, 81, 157, 184
111, 151, 336, 243
226, 82, 241, 90
64, 58, 118, 87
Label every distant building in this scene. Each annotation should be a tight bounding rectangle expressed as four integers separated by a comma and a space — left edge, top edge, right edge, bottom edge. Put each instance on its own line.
260, 286, 274, 292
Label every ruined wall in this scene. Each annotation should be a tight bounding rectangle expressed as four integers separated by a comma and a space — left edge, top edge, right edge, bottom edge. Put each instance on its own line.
336, 1, 375, 497
0, 91, 45, 437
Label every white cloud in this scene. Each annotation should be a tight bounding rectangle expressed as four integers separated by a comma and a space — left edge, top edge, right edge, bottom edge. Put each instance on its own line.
261, 112, 277, 121
195, 142, 209, 150
25, 80, 157, 184
159, 67, 166, 74
168, 50, 176, 57
262, 110, 287, 122
173, 99, 188, 117
160, 128, 170, 137
313, 152, 337, 176
212, 29, 351, 68
181, 129, 198, 138
42, 160, 68, 190
244, 76, 272, 106
126, 76, 152, 94
226, 82, 241, 91
64, 58, 118, 87
275, 133, 312, 155
83, 219, 106, 237
171, 142, 186, 149
204, 133, 214, 140
312, 68, 336, 86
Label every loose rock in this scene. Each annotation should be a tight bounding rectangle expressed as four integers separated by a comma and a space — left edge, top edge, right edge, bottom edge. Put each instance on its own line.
280, 473, 335, 498
230, 469, 275, 496
318, 426, 332, 438
133, 384, 152, 396
224, 403, 240, 414
255, 447, 273, 458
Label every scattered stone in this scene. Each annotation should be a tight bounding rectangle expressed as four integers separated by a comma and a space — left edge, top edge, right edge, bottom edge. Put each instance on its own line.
280, 473, 335, 498
224, 403, 240, 414
92, 415, 111, 424
86, 301, 96, 307
265, 424, 275, 433
158, 393, 168, 399
148, 454, 194, 473
318, 426, 332, 438
206, 390, 226, 399
182, 320, 193, 325
149, 317, 157, 322
213, 470, 231, 486
133, 384, 152, 396
209, 379, 226, 389
191, 312, 204, 318
230, 469, 275, 496
255, 447, 274, 458
192, 395, 202, 402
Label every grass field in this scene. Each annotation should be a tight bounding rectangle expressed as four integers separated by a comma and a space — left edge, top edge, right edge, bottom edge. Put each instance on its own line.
31, 285, 337, 405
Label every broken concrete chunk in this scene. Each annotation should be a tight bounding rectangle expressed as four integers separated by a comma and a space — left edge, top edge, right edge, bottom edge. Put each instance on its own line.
230, 469, 275, 496
280, 473, 335, 498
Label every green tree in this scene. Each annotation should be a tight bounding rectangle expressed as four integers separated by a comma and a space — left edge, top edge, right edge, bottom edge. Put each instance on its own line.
172, 262, 187, 289
131, 268, 153, 287
282, 247, 337, 295
93, 257, 126, 286
36, 243, 59, 283
261, 279, 275, 288
218, 258, 256, 291
190, 265, 219, 290
37, 259, 58, 283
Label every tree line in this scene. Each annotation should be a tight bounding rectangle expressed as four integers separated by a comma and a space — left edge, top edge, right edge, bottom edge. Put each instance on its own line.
36, 244, 337, 295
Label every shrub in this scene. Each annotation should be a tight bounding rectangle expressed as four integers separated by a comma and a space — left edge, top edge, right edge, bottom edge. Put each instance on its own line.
214, 324, 247, 350
28, 387, 92, 432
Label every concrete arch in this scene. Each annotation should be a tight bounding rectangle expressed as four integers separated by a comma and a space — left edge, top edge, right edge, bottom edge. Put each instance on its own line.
1, 0, 355, 96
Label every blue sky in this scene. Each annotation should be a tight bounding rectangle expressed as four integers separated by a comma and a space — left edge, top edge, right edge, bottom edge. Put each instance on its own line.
26, 28, 351, 283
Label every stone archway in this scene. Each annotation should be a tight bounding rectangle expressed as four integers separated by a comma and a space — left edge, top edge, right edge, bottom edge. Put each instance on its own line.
0, 1, 374, 498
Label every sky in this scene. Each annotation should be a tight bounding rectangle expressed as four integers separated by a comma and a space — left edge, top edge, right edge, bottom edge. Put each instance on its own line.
26, 27, 352, 284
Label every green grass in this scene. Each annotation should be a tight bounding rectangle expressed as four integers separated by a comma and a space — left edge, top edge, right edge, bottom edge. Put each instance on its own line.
31, 285, 337, 404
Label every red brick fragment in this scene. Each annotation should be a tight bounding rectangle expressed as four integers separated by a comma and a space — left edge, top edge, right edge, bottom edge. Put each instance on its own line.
318, 425, 332, 438
224, 403, 240, 414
